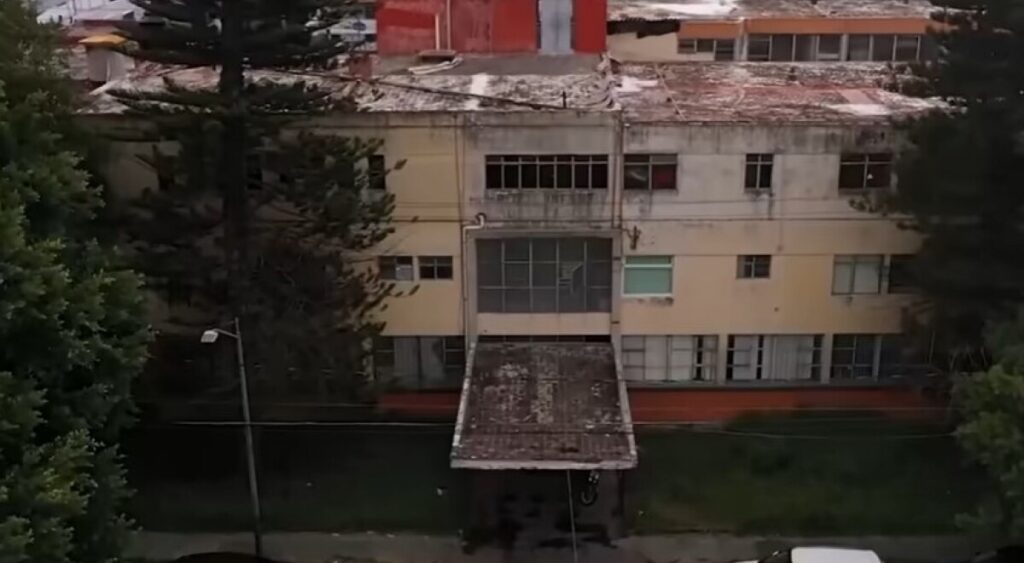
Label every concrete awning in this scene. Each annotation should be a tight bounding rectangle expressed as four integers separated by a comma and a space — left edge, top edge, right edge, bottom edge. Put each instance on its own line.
451, 342, 637, 470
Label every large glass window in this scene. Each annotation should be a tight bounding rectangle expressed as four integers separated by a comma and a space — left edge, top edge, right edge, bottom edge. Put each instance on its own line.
485, 155, 609, 190
623, 256, 673, 296
373, 336, 465, 389
726, 335, 823, 382
622, 335, 718, 382
832, 334, 930, 381
832, 255, 884, 295
477, 238, 611, 313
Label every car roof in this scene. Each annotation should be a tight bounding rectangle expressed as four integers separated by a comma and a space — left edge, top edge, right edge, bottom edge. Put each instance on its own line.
792, 547, 882, 563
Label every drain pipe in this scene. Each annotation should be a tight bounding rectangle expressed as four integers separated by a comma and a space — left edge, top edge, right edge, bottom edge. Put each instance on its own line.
461, 213, 487, 351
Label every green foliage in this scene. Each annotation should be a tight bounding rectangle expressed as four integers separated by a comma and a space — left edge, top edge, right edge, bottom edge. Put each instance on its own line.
886, 0, 1024, 358
954, 312, 1024, 542
0, 2, 149, 561
111, 1, 397, 401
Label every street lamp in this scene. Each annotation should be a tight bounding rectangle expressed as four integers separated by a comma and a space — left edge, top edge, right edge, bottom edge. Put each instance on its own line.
201, 317, 263, 557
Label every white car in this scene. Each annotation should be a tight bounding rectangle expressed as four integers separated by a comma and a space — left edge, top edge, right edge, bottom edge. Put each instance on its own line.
738, 547, 883, 563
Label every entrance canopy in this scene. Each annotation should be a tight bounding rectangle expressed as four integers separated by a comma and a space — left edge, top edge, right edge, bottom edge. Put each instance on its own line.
451, 342, 637, 470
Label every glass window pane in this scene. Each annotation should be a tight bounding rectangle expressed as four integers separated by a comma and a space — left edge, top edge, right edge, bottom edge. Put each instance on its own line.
817, 34, 841, 60
625, 269, 672, 294
479, 263, 501, 285
560, 238, 585, 261
532, 263, 557, 286
854, 336, 877, 364
479, 288, 503, 312
587, 286, 611, 312
866, 161, 891, 188
538, 163, 555, 188
624, 164, 649, 190
770, 34, 794, 61
839, 160, 865, 190
505, 239, 530, 261
833, 260, 853, 294
574, 163, 591, 188
748, 35, 771, 61
505, 263, 530, 287
486, 162, 502, 189
505, 288, 531, 312
848, 35, 870, 60
794, 35, 814, 61
895, 35, 919, 61
651, 164, 677, 190
852, 257, 882, 293
532, 288, 557, 312
872, 34, 895, 61
556, 162, 572, 188
591, 162, 609, 188
533, 238, 557, 261
587, 260, 611, 286
587, 238, 612, 259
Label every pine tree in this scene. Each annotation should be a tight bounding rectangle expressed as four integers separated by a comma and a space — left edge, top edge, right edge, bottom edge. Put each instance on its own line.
886, 0, 1024, 362
0, 1, 149, 561
111, 1, 399, 401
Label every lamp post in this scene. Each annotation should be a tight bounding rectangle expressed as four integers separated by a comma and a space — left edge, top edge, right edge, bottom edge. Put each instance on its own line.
201, 317, 262, 557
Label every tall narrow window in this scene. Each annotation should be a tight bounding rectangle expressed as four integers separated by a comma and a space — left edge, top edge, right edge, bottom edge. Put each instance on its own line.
744, 153, 773, 192
847, 34, 871, 61
887, 254, 915, 293
368, 154, 386, 190
623, 256, 673, 296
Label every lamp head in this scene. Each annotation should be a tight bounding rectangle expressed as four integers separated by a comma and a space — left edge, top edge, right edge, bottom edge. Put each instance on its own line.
200, 329, 220, 344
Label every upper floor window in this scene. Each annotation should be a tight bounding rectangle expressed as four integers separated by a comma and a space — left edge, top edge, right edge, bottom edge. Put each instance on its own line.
477, 238, 612, 313
622, 335, 718, 382
624, 154, 677, 191
379, 256, 415, 281
832, 254, 883, 295
368, 154, 386, 190
839, 153, 892, 191
623, 255, 673, 296
726, 334, 823, 382
744, 153, 774, 192
737, 255, 771, 279
678, 38, 735, 60
848, 34, 921, 62
485, 155, 609, 190
419, 256, 453, 280
886, 254, 915, 293
831, 334, 929, 381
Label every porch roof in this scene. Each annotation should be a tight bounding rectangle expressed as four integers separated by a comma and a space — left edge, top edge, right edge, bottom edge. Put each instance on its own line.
450, 342, 637, 471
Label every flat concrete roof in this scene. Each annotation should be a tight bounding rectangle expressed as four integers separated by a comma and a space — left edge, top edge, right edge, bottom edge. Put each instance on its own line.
608, 0, 936, 22
450, 343, 637, 470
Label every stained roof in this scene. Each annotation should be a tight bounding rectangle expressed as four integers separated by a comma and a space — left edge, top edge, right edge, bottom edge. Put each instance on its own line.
450, 343, 637, 470
614, 62, 940, 124
608, 0, 937, 21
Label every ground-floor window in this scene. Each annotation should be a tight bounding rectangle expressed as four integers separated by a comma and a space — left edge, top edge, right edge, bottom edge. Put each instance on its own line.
726, 334, 823, 382
831, 334, 931, 381
622, 335, 717, 383
373, 336, 465, 389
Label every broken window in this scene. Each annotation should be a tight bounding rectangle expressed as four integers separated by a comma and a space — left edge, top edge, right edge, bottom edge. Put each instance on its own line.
737, 255, 771, 279
373, 336, 465, 389
379, 256, 414, 281
832, 255, 883, 295
624, 154, 677, 191
418, 256, 453, 280
886, 254, 915, 293
726, 335, 822, 382
622, 335, 718, 382
485, 155, 608, 190
623, 256, 673, 296
477, 238, 611, 313
744, 153, 773, 192
679, 38, 735, 60
839, 153, 892, 191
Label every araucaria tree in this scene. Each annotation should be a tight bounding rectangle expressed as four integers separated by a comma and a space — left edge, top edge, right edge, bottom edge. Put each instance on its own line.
112, 1, 398, 400
888, 0, 1024, 359
0, 1, 149, 561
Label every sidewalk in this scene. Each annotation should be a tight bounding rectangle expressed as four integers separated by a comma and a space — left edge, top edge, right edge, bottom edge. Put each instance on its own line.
128, 531, 981, 563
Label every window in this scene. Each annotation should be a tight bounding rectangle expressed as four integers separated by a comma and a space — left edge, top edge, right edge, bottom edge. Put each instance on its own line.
678, 38, 697, 53
744, 153, 773, 192
847, 34, 871, 60
379, 256, 414, 281
373, 336, 465, 389
747, 34, 771, 61
679, 38, 735, 60
770, 34, 794, 61
894, 35, 921, 61
737, 255, 771, 279
832, 334, 931, 381
830, 334, 877, 380
832, 254, 883, 295
477, 238, 611, 313
623, 256, 673, 296
624, 154, 677, 191
871, 34, 896, 61
886, 254, 915, 293
485, 155, 609, 190
478, 334, 611, 343
726, 335, 822, 382
622, 335, 718, 382
419, 256, 453, 280
816, 34, 842, 61
714, 39, 736, 60
368, 154, 386, 190
838, 153, 892, 191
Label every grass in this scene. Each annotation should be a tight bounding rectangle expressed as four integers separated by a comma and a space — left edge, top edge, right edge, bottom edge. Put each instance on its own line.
630, 412, 988, 535
124, 425, 459, 533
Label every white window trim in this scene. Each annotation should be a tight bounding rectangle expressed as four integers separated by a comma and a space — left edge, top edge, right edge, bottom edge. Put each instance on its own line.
622, 255, 674, 297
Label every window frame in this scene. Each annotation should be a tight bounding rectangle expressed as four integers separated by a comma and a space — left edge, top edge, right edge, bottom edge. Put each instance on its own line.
886, 254, 915, 294
372, 335, 466, 388
737, 255, 772, 279
418, 256, 454, 280
623, 154, 678, 192
621, 335, 718, 383
744, 153, 774, 192
747, 34, 772, 61
367, 154, 387, 191
725, 334, 823, 382
623, 255, 674, 297
832, 254, 884, 295
484, 154, 609, 190
830, 334, 881, 381
838, 152, 893, 192
379, 255, 415, 281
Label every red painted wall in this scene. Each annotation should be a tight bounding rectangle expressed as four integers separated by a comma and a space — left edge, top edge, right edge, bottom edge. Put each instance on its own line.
376, 0, 538, 54
573, 0, 607, 53
377, 387, 942, 422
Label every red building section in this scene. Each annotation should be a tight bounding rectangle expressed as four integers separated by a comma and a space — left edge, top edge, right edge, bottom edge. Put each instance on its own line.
377, 386, 943, 422
376, 0, 606, 54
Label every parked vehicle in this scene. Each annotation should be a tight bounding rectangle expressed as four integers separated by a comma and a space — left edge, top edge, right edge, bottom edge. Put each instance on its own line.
738, 547, 883, 563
